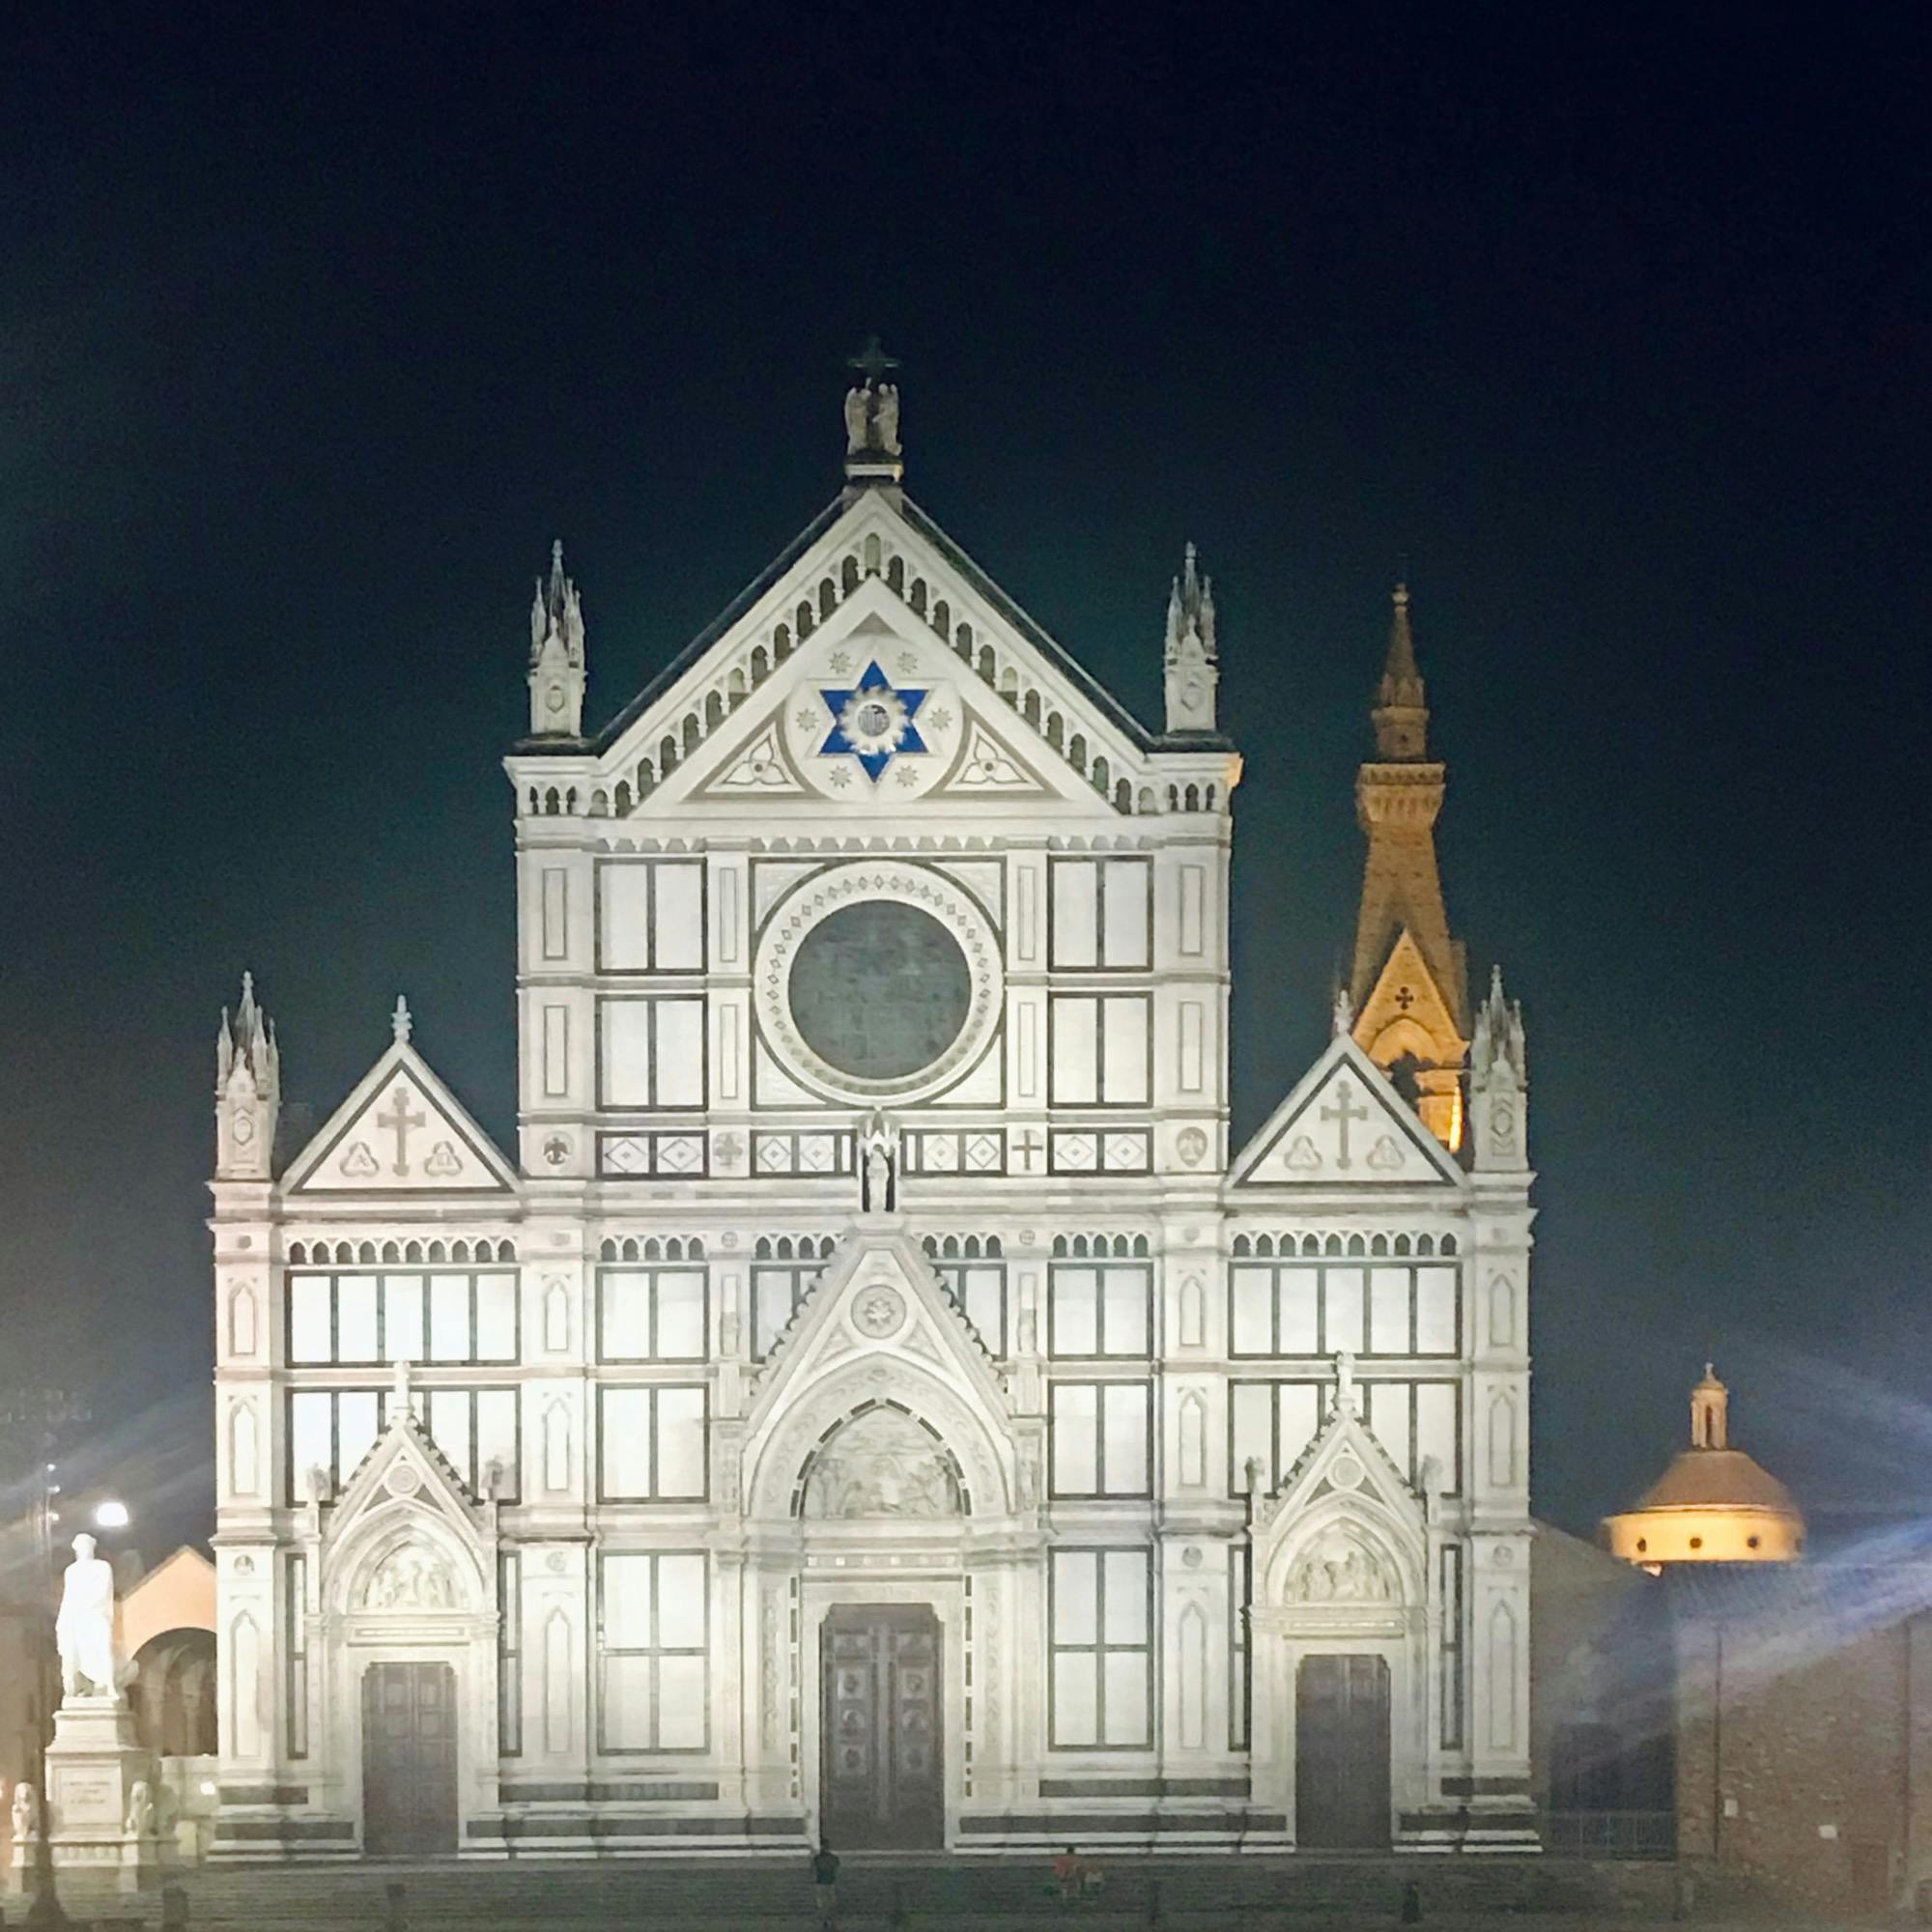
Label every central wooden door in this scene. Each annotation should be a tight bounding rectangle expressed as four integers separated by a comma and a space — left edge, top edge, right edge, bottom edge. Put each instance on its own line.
1295, 1653, 1391, 1849
821, 1605, 944, 1849
362, 1662, 458, 1857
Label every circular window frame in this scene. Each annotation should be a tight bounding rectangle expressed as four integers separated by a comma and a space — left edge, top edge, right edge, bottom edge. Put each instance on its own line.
755, 862, 1003, 1103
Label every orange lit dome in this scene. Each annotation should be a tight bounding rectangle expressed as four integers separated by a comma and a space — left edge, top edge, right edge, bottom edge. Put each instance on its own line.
1601, 1366, 1804, 1570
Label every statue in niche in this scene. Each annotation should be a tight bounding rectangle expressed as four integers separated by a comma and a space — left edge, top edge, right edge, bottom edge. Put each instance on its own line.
56, 1533, 126, 1700
860, 1112, 896, 1214
1286, 1535, 1393, 1605
804, 1408, 962, 1520
363, 1544, 458, 1610
126, 1781, 156, 1838
13, 1781, 39, 1841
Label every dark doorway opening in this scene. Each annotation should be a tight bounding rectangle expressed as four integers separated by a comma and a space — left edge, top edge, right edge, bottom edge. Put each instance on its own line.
820, 1605, 944, 1849
362, 1661, 458, 1857
1295, 1652, 1391, 1849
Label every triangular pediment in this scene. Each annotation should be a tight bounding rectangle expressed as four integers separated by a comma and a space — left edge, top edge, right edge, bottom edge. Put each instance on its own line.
1230, 1033, 1463, 1189
581, 492, 1201, 824
1354, 927, 1466, 1066
745, 1219, 1012, 1434
282, 1041, 517, 1195
327, 1398, 486, 1538
1264, 1395, 1424, 1525
1252, 1398, 1428, 1610
735, 1220, 1030, 1525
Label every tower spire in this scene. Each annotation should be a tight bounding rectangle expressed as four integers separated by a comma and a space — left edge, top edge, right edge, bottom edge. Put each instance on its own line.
1348, 582, 1468, 1151
1162, 541, 1219, 733
214, 971, 280, 1179
526, 539, 586, 737
1372, 582, 1428, 758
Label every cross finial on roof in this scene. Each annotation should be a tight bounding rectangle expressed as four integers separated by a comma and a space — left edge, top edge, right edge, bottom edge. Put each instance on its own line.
391, 995, 413, 1045
847, 333, 900, 384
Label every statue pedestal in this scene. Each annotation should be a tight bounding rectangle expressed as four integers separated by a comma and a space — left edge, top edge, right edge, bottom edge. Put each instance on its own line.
10, 1698, 168, 1894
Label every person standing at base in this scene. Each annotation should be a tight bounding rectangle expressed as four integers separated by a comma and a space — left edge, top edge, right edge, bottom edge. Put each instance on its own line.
1054, 1845, 1081, 1902
812, 1833, 841, 1928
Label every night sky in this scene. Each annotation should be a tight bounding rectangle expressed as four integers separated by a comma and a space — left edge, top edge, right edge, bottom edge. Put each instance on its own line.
3, 9, 1927, 1557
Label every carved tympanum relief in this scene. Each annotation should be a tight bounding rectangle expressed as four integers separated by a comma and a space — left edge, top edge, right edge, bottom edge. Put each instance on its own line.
362, 1544, 458, 1610
1284, 1533, 1395, 1605
803, 1407, 962, 1520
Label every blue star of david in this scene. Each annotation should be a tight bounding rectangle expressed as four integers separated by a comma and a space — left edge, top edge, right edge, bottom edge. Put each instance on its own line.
817, 660, 929, 782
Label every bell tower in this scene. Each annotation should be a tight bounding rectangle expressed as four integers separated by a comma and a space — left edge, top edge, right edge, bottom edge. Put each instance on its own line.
527, 540, 586, 737
1349, 583, 1468, 1150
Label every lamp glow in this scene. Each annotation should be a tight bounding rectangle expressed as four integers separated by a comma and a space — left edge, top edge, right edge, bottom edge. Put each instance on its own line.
93, 1500, 129, 1529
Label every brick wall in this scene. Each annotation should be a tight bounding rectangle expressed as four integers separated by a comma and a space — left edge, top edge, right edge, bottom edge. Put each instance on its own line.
1674, 1604, 1932, 1915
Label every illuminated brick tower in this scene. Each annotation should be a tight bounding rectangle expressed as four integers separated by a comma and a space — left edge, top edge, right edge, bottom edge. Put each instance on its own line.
1350, 584, 1469, 1151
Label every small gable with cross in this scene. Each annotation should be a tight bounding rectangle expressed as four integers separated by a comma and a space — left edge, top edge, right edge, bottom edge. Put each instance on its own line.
283, 1039, 517, 1196
1230, 1034, 1463, 1190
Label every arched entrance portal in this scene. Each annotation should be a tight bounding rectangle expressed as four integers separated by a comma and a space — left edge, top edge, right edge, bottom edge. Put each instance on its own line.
1294, 1653, 1391, 1848
361, 1661, 457, 1857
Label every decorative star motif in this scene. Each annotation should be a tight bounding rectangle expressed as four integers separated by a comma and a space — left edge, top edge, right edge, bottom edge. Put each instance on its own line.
794, 707, 819, 732
828, 650, 853, 674
817, 661, 930, 782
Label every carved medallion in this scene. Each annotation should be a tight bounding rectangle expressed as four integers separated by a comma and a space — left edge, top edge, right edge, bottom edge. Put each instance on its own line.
1328, 1454, 1365, 1492
852, 1287, 907, 1339
1176, 1125, 1208, 1167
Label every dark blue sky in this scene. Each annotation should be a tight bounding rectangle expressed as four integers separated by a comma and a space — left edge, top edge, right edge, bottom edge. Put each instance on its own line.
2, 7, 1927, 1549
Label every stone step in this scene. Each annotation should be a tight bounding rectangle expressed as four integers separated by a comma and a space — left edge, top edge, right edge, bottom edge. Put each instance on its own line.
31, 1854, 1676, 1929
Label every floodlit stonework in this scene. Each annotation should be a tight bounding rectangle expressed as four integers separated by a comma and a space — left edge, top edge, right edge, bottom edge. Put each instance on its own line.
207, 376, 1536, 1858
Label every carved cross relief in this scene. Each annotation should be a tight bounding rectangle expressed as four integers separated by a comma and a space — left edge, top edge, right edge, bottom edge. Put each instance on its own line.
376, 1085, 426, 1177
1321, 1080, 1369, 1170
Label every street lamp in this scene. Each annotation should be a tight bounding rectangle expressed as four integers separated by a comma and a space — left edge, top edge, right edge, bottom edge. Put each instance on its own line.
92, 1501, 129, 1531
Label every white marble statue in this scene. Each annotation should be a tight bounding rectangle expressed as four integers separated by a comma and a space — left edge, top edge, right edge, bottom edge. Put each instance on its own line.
126, 1779, 155, 1837
56, 1531, 123, 1699
12, 1779, 39, 1841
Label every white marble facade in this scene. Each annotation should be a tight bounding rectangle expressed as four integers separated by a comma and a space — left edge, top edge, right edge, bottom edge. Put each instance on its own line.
208, 407, 1535, 1859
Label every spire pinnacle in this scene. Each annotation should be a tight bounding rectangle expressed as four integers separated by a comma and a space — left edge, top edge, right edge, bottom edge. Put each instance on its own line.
391, 995, 413, 1045
1371, 580, 1428, 759
1470, 964, 1527, 1088
1162, 541, 1220, 732
214, 972, 280, 1179
1331, 983, 1355, 1037
526, 539, 587, 735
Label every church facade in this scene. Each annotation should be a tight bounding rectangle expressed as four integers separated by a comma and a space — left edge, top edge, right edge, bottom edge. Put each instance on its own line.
207, 378, 1536, 1859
